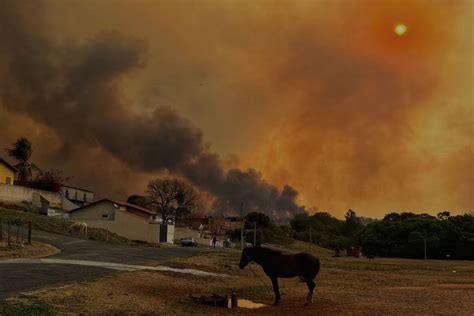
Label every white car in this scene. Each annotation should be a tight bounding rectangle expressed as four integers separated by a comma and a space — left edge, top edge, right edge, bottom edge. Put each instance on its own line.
180, 237, 198, 247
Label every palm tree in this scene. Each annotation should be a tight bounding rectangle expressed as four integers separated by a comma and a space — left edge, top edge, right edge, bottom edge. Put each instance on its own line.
5, 137, 40, 182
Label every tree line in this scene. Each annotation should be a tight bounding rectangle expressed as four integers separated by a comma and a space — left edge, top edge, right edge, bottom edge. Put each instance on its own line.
290, 209, 474, 260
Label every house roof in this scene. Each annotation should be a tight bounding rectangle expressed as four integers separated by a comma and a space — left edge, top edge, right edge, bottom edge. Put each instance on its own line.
0, 157, 18, 172
113, 200, 156, 215
67, 198, 157, 215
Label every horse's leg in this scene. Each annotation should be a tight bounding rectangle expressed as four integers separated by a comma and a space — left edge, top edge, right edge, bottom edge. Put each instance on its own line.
305, 279, 316, 304
270, 277, 281, 305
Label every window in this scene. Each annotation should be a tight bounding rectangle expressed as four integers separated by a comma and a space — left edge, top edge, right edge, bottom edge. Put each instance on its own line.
84, 193, 87, 201
5, 177, 11, 185
66, 189, 69, 198
102, 214, 110, 219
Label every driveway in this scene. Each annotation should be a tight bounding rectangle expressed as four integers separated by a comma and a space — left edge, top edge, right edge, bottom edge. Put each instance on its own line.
0, 229, 218, 299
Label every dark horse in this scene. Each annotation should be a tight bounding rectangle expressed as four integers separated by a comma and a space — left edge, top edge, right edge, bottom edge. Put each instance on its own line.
239, 246, 320, 305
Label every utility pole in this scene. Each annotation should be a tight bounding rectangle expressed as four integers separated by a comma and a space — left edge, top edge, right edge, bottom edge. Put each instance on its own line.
253, 222, 257, 246
423, 235, 427, 260
411, 232, 428, 260
240, 202, 244, 249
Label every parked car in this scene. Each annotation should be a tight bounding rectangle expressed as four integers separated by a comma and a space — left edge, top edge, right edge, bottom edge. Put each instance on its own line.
180, 237, 198, 247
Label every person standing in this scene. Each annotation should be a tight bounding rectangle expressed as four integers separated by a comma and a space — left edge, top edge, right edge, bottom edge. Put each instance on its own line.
212, 235, 217, 248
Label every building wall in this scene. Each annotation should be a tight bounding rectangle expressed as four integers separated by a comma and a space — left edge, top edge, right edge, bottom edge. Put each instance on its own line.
68, 200, 116, 221
113, 210, 160, 243
68, 201, 161, 243
62, 187, 94, 204
0, 163, 15, 185
0, 183, 62, 208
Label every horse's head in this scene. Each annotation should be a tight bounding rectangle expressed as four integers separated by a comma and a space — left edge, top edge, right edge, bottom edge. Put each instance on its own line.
239, 246, 254, 269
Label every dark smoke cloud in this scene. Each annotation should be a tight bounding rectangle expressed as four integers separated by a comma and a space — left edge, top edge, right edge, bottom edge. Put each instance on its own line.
210, 169, 304, 219
0, 1, 304, 219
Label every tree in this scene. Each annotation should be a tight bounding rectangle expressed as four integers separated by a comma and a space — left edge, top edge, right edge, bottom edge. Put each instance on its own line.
360, 212, 474, 260
30, 169, 66, 193
146, 178, 197, 224
437, 211, 451, 221
127, 195, 147, 208
344, 209, 362, 236
5, 137, 35, 182
245, 211, 271, 229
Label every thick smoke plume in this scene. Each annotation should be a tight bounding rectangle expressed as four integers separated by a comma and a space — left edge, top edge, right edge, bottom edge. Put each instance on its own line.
1, 1, 472, 218
0, 1, 304, 219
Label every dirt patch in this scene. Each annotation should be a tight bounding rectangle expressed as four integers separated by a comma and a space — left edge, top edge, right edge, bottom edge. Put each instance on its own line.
0, 241, 59, 260
386, 286, 427, 290
436, 284, 474, 289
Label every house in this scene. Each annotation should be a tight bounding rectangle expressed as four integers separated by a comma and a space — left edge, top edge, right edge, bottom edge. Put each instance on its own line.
0, 157, 17, 185
61, 185, 94, 207
65, 199, 174, 244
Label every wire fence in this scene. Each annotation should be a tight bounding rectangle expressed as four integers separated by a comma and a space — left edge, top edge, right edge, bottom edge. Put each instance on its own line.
0, 218, 32, 247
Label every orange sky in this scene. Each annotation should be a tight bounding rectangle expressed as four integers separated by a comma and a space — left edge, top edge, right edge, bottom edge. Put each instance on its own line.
1, 0, 472, 218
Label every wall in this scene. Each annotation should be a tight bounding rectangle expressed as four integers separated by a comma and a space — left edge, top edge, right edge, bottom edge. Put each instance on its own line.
68, 201, 161, 243
113, 210, 160, 243
166, 224, 175, 244
0, 183, 63, 209
62, 186, 94, 204
68, 200, 116, 221
0, 164, 15, 185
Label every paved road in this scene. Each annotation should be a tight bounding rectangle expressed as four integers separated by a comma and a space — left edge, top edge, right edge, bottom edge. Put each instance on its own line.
0, 229, 217, 299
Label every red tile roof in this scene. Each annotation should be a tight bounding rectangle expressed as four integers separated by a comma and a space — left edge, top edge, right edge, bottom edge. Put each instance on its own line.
112, 200, 157, 215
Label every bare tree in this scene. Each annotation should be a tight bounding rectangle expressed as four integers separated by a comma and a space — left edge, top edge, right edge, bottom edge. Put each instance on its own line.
146, 178, 197, 224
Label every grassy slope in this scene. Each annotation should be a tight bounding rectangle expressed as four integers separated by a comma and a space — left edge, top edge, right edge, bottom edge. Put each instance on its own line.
0, 207, 131, 244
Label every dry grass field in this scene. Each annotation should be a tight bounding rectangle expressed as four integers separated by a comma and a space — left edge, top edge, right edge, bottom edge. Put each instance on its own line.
4, 241, 474, 315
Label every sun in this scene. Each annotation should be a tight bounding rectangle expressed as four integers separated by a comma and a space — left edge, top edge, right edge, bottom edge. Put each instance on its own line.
394, 23, 407, 36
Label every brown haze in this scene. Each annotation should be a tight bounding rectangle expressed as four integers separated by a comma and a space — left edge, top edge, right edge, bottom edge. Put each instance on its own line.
0, 0, 472, 218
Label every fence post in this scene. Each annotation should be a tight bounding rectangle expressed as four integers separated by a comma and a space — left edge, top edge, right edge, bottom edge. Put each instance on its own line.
7, 220, 11, 246
253, 222, 257, 246
28, 221, 32, 244
16, 222, 20, 244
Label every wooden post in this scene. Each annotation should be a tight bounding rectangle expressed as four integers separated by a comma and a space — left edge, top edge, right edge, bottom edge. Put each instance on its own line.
7, 220, 11, 246
424, 235, 427, 260
231, 293, 238, 308
240, 202, 244, 249
253, 222, 257, 246
16, 222, 20, 244
28, 221, 32, 244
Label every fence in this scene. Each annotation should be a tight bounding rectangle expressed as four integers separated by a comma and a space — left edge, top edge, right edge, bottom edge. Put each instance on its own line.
0, 218, 32, 247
